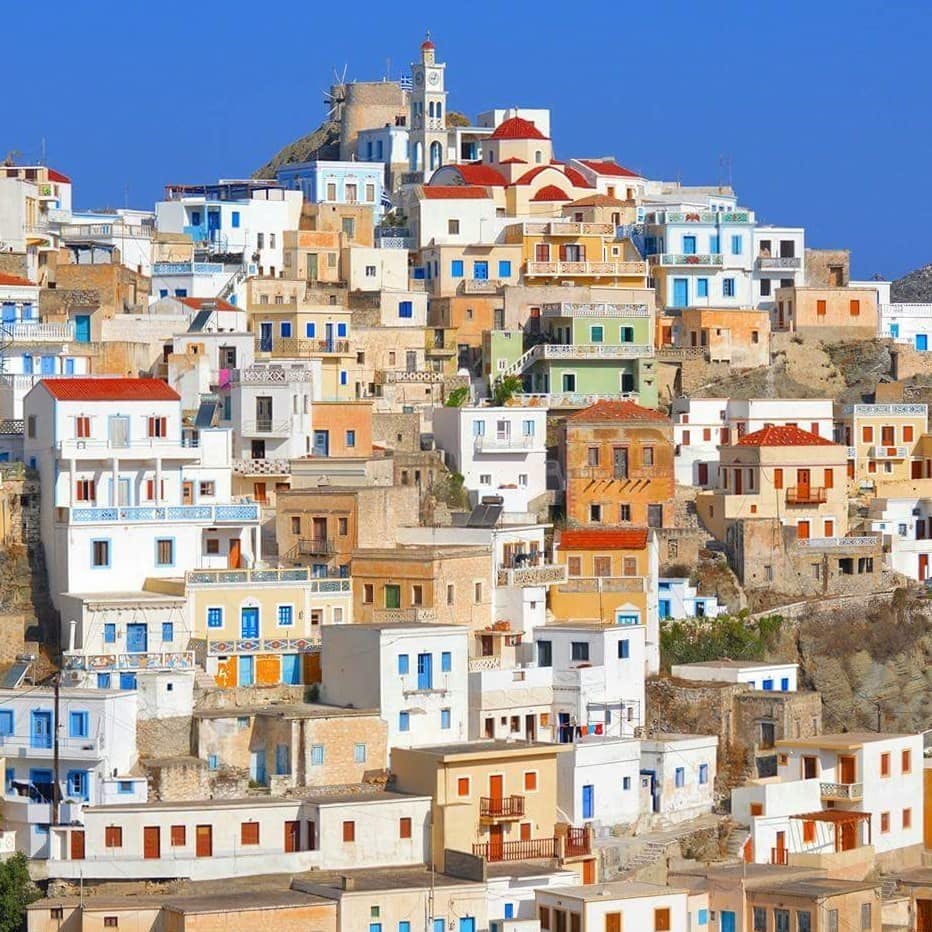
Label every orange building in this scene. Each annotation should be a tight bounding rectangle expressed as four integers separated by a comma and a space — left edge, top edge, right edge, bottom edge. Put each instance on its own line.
774, 285, 878, 334
661, 307, 771, 368
562, 400, 674, 529
309, 401, 374, 458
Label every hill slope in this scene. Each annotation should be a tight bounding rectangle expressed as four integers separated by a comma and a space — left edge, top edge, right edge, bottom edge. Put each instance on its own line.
253, 121, 340, 180
892, 264, 932, 303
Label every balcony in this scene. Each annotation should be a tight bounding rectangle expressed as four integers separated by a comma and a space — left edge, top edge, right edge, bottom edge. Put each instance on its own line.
472, 837, 556, 862
514, 391, 640, 410
555, 576, 645, 594
374, 607, 437, 623
228, 367, 314, 385
868, 445, 909, 460
187, 567, 329, 586
474, 435, 540, 453
462, 278, 505, 294
426, 334, 456, 355
60, 502, 260, 525
796, 536, 879, 550
564, 827, 591, 858
541, 302, 651, 319
242, 419, 293, 436
523, 221, 615, 236
757, 256, 802, 270
376, 370, 443, 385
257, 338, 352, 357
0, 733, 103, 759
479, 795, 525, 821
497, 562, 569, 587
232, 458, 291, 476
785, 487, 828, 505
5, 322, 75, 342
650, 253, 724, 267
525, 260, 647, 277
152, 261, 224, 276
206, 634, 323, 655
532, 343, 654, 361
62, 650, 195, 672
297, 538, 335, 556
820, 781, 863, 801
56, 437, 200, 459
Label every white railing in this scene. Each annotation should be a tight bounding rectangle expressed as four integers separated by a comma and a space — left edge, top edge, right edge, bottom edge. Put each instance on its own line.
5, 322, 75, 342
525, 260, 646, 276
868, 445, 909, 459
0, 733, 103, 755
242, 419, 293, 436
650, 253, 724, 267
841, 404, 927, 416
796, 536, 880, 549
820, 781, 863, 799
522, 221, 615, 236
62, 651, 195, 672
468, 656, 502, 672
378, 370, 443, 384
536, 343, 654, 360
474, 435, 539, 452
756, 256, 802, 269
229, 367, 314, 385
514, 392, 640, 409
541, 302, 651, 318
232, 458, 291, 476
462, 279, 506, 293
63, 502, 260, 524
880, 303, 932, 318
56, 437, 199, 453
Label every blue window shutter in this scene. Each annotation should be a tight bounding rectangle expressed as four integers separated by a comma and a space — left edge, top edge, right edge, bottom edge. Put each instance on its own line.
104, 623, 116, 644
305, 322, 316, 338
340, 370, 348, 386
781, 677, 790, 690
231, 211, 240, 228
399, 711, 410, 732
441, 709, 451, 729
398, 654, 409, 675
710, 234, 719, 253
498, 260, 512, 277
281, 322, 292, 338
162, 622, 174, 642
731, 234, 742, 254
451, 260, 464, 278
697, 278, 708, 298
0, 711, 12, 736
337, 322, 348, 337
441, 651, 452, 672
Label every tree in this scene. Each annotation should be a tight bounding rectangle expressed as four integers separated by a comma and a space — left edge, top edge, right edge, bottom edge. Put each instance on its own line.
492, 374, 523, 407
444, 386, 469, 407
0, 853, 40, 932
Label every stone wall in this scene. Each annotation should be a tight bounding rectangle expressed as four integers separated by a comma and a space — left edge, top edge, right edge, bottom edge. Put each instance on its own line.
0, 254, 29, 279
193, 683, 309, 712
144, 757, 210, 802
373, 411, 422, 453
339, 81, 407, 162
890, 345, 932, 383
136, 715, 193, 760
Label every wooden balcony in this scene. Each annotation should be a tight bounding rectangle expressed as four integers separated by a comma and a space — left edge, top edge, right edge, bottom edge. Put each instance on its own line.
297, 538, 334, 556
472, 837, 556, 862
564, 826, 591, 858
786, 487, 827, 505
479, 795, 525, 821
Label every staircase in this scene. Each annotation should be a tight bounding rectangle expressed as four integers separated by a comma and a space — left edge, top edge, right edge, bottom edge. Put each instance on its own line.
218, 266, 247, 302
499, 344, 541, 379
723, 826, 751, 861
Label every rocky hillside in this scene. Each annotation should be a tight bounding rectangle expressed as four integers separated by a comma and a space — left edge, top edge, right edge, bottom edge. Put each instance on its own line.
253, 121, 340, 180
892, 264, 932, 303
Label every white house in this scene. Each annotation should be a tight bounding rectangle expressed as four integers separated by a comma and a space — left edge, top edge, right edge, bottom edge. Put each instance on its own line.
671, 660, 799, 692
343, 245, 410, 292
732, 731, 924, 870
534, 623, 647, 742
658, 578, 725, 621
0, 686, 144, 858
321, 623, 469, 752
557, 736, 642, 829
869, 495, 932, 581
23, 377, 261, 613
276, 160, 384, 219
751, 226, 806, 309
46, 790, 431, 881
432, 405, 548, 514
59, 209, 155, 277
405, 186, 498, 250
640, 734, 718, 824
486, 866, 578, 926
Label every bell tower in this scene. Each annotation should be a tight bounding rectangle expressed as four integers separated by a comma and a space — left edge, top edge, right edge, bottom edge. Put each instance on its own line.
409, 31, 447, 179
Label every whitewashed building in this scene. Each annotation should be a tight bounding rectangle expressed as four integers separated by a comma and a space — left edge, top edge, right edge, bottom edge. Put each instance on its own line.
321, 623, 469, 751
658, 578, 726, 620
671, 660, 799, 691
640, 734, 718, 824
556, 736, 642, 829
869, 495, 932, 582
432, 405, 548, 514
751, 226, 806, 309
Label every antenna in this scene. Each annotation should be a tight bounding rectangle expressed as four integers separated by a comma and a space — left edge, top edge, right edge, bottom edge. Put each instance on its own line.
40, 137, 46, 166
719, 154, 733, 188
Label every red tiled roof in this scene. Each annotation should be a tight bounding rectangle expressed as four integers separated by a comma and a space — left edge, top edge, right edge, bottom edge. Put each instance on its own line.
47, 168, 71, 184
422, 186, 491, 200
452, 164, 508, 187
513, 166, 550, 186
564, 167, 593, 189
531, 185, 570, 202
568, 400, 670, 423
0, 273, 35, 287
491, 116, 548, 140
178, 296, 239, 312
421, 38, 435, 50
559, 528, 649, 551
737, 425, 835, 447
499, 157, 528, 165
577, 159, 640, 178
40, 378, 180, 402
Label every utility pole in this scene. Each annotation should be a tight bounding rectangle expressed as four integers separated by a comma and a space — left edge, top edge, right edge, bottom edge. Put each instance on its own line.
52, 673, 61, 826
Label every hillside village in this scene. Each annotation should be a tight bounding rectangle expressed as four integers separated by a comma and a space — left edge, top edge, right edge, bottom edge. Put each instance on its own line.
3, 31, 932, 932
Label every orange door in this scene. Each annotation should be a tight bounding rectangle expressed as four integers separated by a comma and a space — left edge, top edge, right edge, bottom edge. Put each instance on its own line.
917, 900, 932, 932
254, 482, 267, 505
195, 825, 212, 857
228, 538, 242, 569
797, 520, 810, 540
824, 519, 835, 537
774, 830, 786, 865
797, 468, 811, 498
489, 824, 504, 861
839, 755, 856, 784
284, 820, 300, 853
582, 858, 596, 884
143, 826, 160, 860
921, 554, 929, 582
182, 481, 194, 505
70, 830, 85, 860
841, 821, 857, 851
489, 774, 503, 801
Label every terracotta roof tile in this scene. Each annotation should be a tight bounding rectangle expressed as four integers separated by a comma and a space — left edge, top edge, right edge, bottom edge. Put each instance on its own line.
564, 166, 593, 189
577, 159, 640, 178
490, 117, 548, 140
0, 273, 36, 287
40, 378, 180, 402
571, 193, 627, 207
47, 168, 71, 184
451, 164, 508, 187
499, 157, 528, 165
178, 297, 239, 312
559, 528, 649, 550
568, 400, 670, 423
531, 184, 571, 202
422, 186, 491, 200
736, 425, 835, 447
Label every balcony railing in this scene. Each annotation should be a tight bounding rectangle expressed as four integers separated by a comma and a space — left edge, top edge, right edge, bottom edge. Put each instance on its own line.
227, 367, 314, 385
480, 795, 525, 820
497, 563, 569, 587
474, 435, 539, 453
257, 338, 351, 356
373, 607, 437, 623
796, 536, 879, 550
62, 503, 260, 524
56, 437, 200, 454
186, 567, 332, 586
868, 445, 909, 460
786, 487, 827, 505
522, 221, 615, 236
377, 370, 443, 385
152, 262, 224, 276
525, 260, 646, 277
472, 837, 556, 862
650, 253, 724, 267
206, 635, 324, 655
462, 278, 505, 293
232, 458, 291, 476
297, 538, 334, 556
556, 576, 645, 593
5, 322, 75, 342
533, 343, 653, 361
565, 827, 591, 857
0, 734, 103, 757
513, 392, 640, 409
242, 419, 293, 436
541, 302, 651, 318
757, 256, 802, 270
62, 650, 195, 672
820, 781, 863, 801
841, 403, 927, 416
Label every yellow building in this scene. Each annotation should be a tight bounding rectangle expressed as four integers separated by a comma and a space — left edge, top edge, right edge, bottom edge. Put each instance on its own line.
696, 425, 849, 542
549, 528, 654, 627
837, 402, 927, 486
391, 741, 595, 879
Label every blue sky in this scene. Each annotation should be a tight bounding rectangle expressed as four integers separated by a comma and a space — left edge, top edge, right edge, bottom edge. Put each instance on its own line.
5, 0, 931, 279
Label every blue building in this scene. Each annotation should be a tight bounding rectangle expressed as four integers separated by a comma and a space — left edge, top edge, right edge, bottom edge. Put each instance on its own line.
276, 160, 386, 220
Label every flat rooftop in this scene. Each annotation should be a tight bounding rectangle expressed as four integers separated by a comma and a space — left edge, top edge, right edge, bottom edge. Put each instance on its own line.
194, 702, 379, 720
776, 732, 911, 750
293, 865, 483, 894
753, 878, 880, 898
543, 880, 686, 901
396, 740, 568, 759
673, 660, 797, 670
60, 590, 186, 604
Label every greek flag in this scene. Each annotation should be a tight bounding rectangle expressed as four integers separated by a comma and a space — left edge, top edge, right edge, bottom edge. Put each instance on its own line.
399, 74, 413, 91
381, 190, 394, 210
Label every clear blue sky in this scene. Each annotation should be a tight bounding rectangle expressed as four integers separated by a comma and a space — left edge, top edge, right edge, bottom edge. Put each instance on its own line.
5, 0, 931, 279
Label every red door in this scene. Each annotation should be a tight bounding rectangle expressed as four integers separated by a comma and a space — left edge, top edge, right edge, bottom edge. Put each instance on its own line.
195, 825, 212, 857
143, 826, 160, 860
774, 831, 787, 865
284, 820, 300, 853
920, 554, 929, 582
70, 830, 85, 860
797, 520, 810, 540
697, 463, 709, 486
489, 824, 504, 861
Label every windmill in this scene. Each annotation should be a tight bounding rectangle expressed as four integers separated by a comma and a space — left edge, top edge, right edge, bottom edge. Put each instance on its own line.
322, 64, 349, 123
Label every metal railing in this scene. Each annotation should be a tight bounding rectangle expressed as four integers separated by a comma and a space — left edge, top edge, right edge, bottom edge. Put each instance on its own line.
541, 302, 651, 318
64, 503, 260, 524
186, 567, 320, 586
479, 796, 525, 819
650, 253, 724, 267
472, 837, 556, 862
474, 435, 539, 452
297, 538, 334, 556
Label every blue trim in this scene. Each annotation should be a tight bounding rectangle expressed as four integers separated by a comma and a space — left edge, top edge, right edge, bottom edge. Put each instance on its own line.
397, 654, 409, 675
30, 710, 52, 749
66, 769, 89, 801
0, 710, 12, 736
91, 538, 111, 569
161, 622, 174, 643
96, 673, 111, 689
675, 766, 685, 787
399, 711, 410, 732
440, 708, 451, 729
305, 322, 316, 338
103, 623, 116, 644
155, 537, 175, 568
207, 606, 223, 628
440, 651, 452, 673
117, 780, 134, 794
68, 711, 89, 738
277, 604, 294, 627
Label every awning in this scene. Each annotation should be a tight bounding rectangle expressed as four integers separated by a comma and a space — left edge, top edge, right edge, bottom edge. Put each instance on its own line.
789, 811, 871, 824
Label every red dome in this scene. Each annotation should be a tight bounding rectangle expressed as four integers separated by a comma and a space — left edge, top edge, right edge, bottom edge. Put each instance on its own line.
491, 116, 548, 141
531, 184, 570, 202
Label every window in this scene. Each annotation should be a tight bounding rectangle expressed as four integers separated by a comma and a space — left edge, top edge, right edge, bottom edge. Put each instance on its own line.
498, 260, 512, 277
480, 474, 492, 486
305, 322, 316, 338
104, 623, 116, 644
76, 416, 90, 438
723, 278, 736, 298
474, 581, 483, 603
353, 743, 367, 764
571, 641, 589, 662
860, 904, 871, 931
363, 584, 374, 604
92, 540, 110, 568
310, 744, 325, 766
104, 919, 118, 929
69, 710, 89, 738
773, 467, 783, 490
850, 299, 860, 316
66, 770, 88, 800
675, 767, 685, 788
277, 605, 293, 626
155, 538, 174, 567
654, 908, 671, 931
342, 821, 355, 842
730, 234, 743, 255
881, 811, 890, 833
411, 585, 423, 606
525, 771, 537, 791
567, 557, 581, 577
540, 908, 551, 930
345, 429, 356, 448
105, 826, 123, 848
75, 479, 96, 502
699, 763, 709, 784
620, 504, 631, 521
207, 607, 223, 628
441, 651, 452, 673
198, 481, 215, 497
622, 775, 632, 791
457, 777, 470, 797
760, 278, 771, 297
451, 260, 464, 278
753, 907, 768, 932
589, 503, 602, 522
440, 708, 451, 729
817, 299, 827, 317
590, 325, 604, 343
881, 752, 890, 777
618, 639, 630, 659
447, 219, 460, 235
399, 711, 410, 732
903, 807, 912, 829
399, 816, 412, 839
697, 278, 709, 298
241, 822, 260, 845
827, 910, 838, 932
171, 825, 185, 846
398, 654, 409, 675
587, 447, 600, 466
398, 301, 413, 318
26, 416, 36, 439
147, 416, 168, 438
902, 748, 912, 773
642, 446, 654, 467
447, 584, 455, 605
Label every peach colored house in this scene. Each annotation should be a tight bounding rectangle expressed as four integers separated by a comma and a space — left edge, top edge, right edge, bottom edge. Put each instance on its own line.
774, 285, 878, 334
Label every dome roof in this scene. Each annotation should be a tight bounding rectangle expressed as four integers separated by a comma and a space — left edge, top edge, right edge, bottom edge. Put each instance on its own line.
491, 116, 548, 141
531, 184, 571, 202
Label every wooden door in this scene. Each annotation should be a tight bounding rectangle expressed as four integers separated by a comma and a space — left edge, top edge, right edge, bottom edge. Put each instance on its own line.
70, 830, 85, 860
839, 755, 856, 784
917, 900, 932, 932
582, 858, 596, 885
284, 820, 300, 853
182, 481, 194, 505
489, 774, 503, 801
605, 913, 621, 932
774, 830, 786, 864
697, 462, 709, 486
796, 520, 810, 541
143, 826, 160, 860
797, 468, 811, 498
254, 482, 267, 505
489, 824, 504, 861
802, 756, 817, 779
841, 821, 857, 851
195, 824, 212, 857
734, 469, 743, 494
228, 538, 241, 569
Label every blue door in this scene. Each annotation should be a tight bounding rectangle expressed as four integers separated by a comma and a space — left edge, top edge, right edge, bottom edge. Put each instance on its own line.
64, 358, 75, 374
250, 748, 266, 783
312, 430, 329, 456
659, 599, 671, 618
239, 655, 255, 686
119, 672, 137, 690
74, 315, 91, 343
682, 235, 697, 255
22, 355, 33, 375
259, 322, 273, 352
672, 278, 688, 308
890, 323, 899, 339
458, 920, 476, 932
282, 654, 301, 685
721, 911, 736, 932
325, 322, 334, 351
582, 784, 594, 819
918, 334, 928, 352
241, 607, 259, 639
30, 711, 52, 749
275, 743, 290, 775
417, 653, 433, 690
126, 623, 148, 653
40, 356, 55, 375
474, 261, 489, 280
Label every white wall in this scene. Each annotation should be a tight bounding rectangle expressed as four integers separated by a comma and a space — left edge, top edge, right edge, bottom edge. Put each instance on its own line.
557, 738, 641, 827
640, 736, 717, 823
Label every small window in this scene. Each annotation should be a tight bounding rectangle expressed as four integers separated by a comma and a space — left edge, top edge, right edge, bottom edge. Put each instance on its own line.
618, 639, 630, 659
474, 581, 482, 603
104, 919, 118, 929
587, 447, 599, 466
207, 607, 223, 628
310, 744, 324, 766
398, 654, 409, 675
92, 540, 110, 568
904, 807, 913, 829
699, 763, 709, 784
440, 651, 452, 673
345, 430, 356, 447
440, 708, 451, 729
206, 538, 220, 555
399, 817, 412, 839
354, 743, 367, 763
363, 584, 374, 604
399, 711, 410, 732
69, 711, 89, 738
277, 605, 293, 626
525, 771, 537, 791
881, 752, 890, 777
105, 826, 123, 848
655, 908, 671, 932
155, 538, 174, 567
342, 820, 355, 842
571, 641, 589, 662
241, 822, 260, 845
198, 481, 215, 497
881, 811, 890, 833
457, 777, 470, 797
675, 767, 685, 788
51, 908, 64, 920
171, 825, 186, 846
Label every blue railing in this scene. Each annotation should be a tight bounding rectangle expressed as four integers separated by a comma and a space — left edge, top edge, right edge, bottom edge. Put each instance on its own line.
69, 503, 259, 524
152, 262, 224, 276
